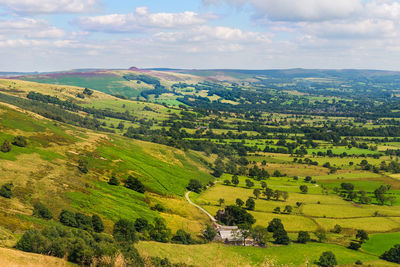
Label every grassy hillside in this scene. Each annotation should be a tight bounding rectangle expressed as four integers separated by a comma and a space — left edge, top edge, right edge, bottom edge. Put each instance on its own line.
0, 102, 212, 247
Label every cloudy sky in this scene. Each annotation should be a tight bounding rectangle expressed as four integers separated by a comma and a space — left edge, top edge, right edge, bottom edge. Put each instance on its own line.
0, 0, 400, 71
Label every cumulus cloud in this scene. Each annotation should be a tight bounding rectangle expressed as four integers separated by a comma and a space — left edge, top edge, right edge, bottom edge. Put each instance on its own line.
0, 18, 66, 39
76, 6, 213, 33
0, 0, 99, 14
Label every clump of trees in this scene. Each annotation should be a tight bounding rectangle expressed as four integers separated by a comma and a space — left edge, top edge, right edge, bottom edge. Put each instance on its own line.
33, 202, 53, 220
125, 176, 145, 193
381, 244, 400, 263
59, 210, 104, 233
186, 179, 202, 193
215, 205, 255, 226
317, 251, 337, 267
267, 218, 289, 245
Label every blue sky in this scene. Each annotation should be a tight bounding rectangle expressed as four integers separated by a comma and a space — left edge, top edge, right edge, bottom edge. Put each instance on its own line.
0, 0, 399, 71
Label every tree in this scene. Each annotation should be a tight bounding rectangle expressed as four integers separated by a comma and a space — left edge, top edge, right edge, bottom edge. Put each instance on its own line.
332, 224, 342, 234
245, 198, 255, 210
297, 231, 310, 243
374, 185, 388, 205
134, 218, 149, 232
108, 175, 120, 186
300, 185, 308, 194
117, 121, 125, 131
125, 176, 145, 193
203, 224, 217, 242
236, 198, 244, 207
273, 190, 281, 201
213, 158, 225, 177
33, 202, 52, 220
356, 230, 369, 243
59, 210, 77, 227
264, 188, 274, 200
223, 179, 231, 185
282, 191, 289, 201
318, 251, 337, 267
216, 205, 255, 226
75, 213, 92, 231
92, 215, 104, 233
253, 189, 261, 199
172, 229, 193, 244
1, 140, 11, 152
12, 136, 27, 147
261, 181, 267, 189
315, 229, 327, 243
0, 182, 13, 198
231, 175, 239, 186
273, 207, 281, 214
149, 218, 171, 243
267, 218, 284, 233
273, 228, 290, 245
245, 179, 254, 188
186, 179, 202, 193
77, 159, 88, 174
381, 244, 400, 263
348, 241, 361, 250
218, 198, 225, 206
284, 205, 293, 214
251, 226, 269, 246
113, 219, 138, 243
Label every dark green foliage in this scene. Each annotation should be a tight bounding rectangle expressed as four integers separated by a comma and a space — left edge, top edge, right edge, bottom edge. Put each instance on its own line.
203, 224, 217, 242
245, 179, 254, 188
231, 175, 239, 186
12, 136, 27, 147
332, 224, 342, 234
355, 260, 363, 265
251, 226, 269, 246
149, 218, 171, 243
151, 203, 166, 212
318, 251, 337, 267
215, 205, 255, 226
125, 176, 145, 193
349, 241, 362, 250
32, 202, 53, 220
113, 219, 138, 243
235, 198, 244, 207
273, 228, 290, 245
1, 140, 11, 152
78, 159, 88, 174
267, 218, 284, 233
134, 218, 149, 232
300, 185, 308, 194
92, 214, 104, 233
120, 244, 145, 267
186, 179, 202, 193
297, 231, 310, 243
172, 229, 194, 244
356, 229, 369, 243
75, 212, 92, 231
0, 182, 13, 198
15, 229, 49, 254
59, 209, 77, 227
315, 229, 327, 242
213, 158, 225, 177
381, 244, 400, 263
83, 88, 93, 96
108, 175, 120, 185
245, 198, 255, 210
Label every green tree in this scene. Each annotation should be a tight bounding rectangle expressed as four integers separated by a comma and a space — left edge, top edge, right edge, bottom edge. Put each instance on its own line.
33, 202, 53, 220
284, 205, 293, 214
273, 207, 281, 214
267, 218, 284, 233
125, 176, 145, 193
213, 158, 225, 177
261, 181, 267, 189
318, 251, 337, 267
108, 175, 120, 186
245, 198, 255, 210
186, 179, 202, 193
113, 219, 138, 243
273, 228, 290, 245
92, 214, 104, 233
203, 224, 217, 242
332, 224, 342, 234
245, 179, 254, 188
356, 229, 369, 243
381, 244, 400, 263
12, 136, 27, 147
315, 229, 327, 243
172, 229, 193, 244
218, 198, 225, 206
59, 210, 77, 227
236, 198, 244, 207
348, 241, 361, 250
300, 185, 308, 194
231, 175, 239, 186
149, 218, 171, 243
134, 218, 149, 232
251, 226, 269, 246
253, 188, 261, 199
264, 188, 274, 200
0, 182, 13, 198
297, 231, 310, 243
1, 140, 11, 152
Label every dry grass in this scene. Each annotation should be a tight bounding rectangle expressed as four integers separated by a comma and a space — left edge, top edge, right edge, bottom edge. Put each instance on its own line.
0, 247, 72, 267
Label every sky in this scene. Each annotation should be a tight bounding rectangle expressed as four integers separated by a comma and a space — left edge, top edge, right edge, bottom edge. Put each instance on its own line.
0, 0, 400, 71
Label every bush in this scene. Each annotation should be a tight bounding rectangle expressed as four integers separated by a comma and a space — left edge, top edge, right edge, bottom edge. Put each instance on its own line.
172, 229, 193, 244
355, 260, 363, 265
113, 219, 138, 243
203, 224, 217, 242
332, 224, 342, 234
273, 228, 290, 245
318, 251, 337, 267
151, 203, 166, 212
149, 218, 171, 243
1, 140, 11, 152
92, 214, 104, 233
33, 202, 53, 220
108, 175, 120, 186
348, 241, 362, 250
77, 159, 88, 173
297, 231, 310, 243
0, 182, 13, 198
75, 212, 92, 231
125, 176, 145, 193
15, 229, 49, 254
380, 244, 400, 263
245, 198, 255, 210
59, 209, 77, 227
12, 136, 27, 147
186, 179, 202, 193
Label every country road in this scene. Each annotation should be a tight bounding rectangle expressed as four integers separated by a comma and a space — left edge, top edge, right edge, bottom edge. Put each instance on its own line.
185, 191, 217, 223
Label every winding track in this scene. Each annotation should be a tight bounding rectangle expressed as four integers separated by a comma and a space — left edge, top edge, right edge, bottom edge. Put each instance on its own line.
185, 191, 217, 223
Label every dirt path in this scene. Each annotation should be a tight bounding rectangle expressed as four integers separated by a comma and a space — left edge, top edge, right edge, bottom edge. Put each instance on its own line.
185, 191, 217, 223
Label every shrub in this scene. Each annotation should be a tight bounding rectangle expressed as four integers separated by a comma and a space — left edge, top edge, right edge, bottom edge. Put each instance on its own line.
124, 176, 145, 193
0, 182, 13, 198
75, 212, 92, 231
1, 140, 11, 152
59, 209, 77, 227
332, 224, 342, 234
380, 244, 400, 263
318, 251, 337, 267
113, 219, 138, 243
134, 218, 149, 233
33, 202, 53, 220
186, 179, 202, 193
12, 136, 27, 147
92, 214, 104, 233
203, 224, 217, 242
349, 241, 361, 250
245, 198, 255, 210
172, 229, 193, 244
15, 229, 49, 254
297, 231, 310, 243
273, 228, 290, 245
108, 175, 120, 186
151, 203, 166, 212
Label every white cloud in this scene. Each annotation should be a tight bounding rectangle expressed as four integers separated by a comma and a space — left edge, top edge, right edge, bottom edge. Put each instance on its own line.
0, 0, 99, 14
76, 6, 212, 32
0, 18, 66, 39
